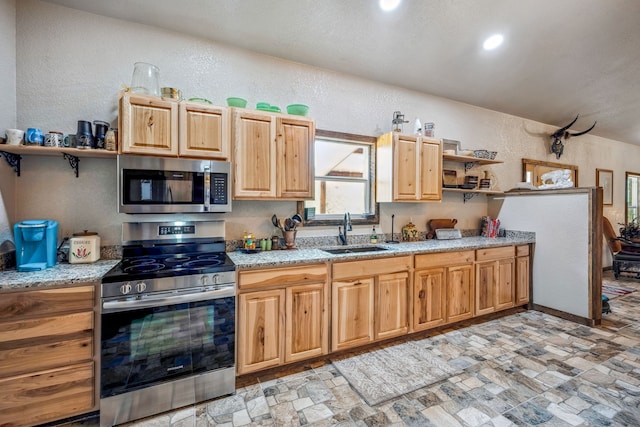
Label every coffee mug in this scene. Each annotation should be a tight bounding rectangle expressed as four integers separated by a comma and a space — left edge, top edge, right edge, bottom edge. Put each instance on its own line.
25, 128, 44, 145
5, 129, 24, 145
63, 134, 76, 148
44, 131, 63, 147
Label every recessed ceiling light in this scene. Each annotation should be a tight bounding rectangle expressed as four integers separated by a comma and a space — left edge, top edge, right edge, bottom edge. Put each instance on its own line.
483, 34, 504, 50
379, 0, 401, 12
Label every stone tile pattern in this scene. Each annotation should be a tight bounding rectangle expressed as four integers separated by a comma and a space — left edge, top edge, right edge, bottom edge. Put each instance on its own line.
78, 270, 638, 427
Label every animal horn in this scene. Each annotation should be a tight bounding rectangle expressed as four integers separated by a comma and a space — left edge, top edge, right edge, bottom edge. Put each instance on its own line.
567, 121, 597, 137
557, 114, 580, 134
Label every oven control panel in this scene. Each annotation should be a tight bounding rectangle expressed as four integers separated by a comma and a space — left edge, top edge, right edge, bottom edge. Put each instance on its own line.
158, 225, 196, 235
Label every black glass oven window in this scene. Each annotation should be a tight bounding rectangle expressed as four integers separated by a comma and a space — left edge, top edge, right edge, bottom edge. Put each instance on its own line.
100, 296, 235, 398
122, 169, 205, 205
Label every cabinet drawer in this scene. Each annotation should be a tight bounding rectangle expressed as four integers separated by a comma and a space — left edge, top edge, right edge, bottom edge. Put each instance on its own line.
0, 311, 93, 344
0, 285, 94, 321
0, 362, 94, 427
0, 333, 93, 378
516, 245, 530, 256
415, 250, 474, 269
333, 256, 411, 280
476, 246, 515, 261
239, 264, 327, 290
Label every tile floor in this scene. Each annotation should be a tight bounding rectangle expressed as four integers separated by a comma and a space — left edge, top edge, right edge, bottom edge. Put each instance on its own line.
74, 271, 640, 427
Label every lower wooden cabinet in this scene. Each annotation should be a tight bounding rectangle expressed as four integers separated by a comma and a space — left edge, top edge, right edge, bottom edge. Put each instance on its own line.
516, 245, 531, 305
237, 264, 328, 375
475, 246, 515, 315
413, 250, 474, 331
0, 285, 96, 427
331, 256, 411, 351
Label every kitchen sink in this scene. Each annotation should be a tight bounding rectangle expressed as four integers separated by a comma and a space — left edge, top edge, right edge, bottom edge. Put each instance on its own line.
321, 246, 389, 255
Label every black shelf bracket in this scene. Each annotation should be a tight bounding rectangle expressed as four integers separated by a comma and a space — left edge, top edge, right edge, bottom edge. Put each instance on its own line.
463, 192, 478, 203
463, 161, 478, 172
63, 153, 80, 177
0, 150, 22, 176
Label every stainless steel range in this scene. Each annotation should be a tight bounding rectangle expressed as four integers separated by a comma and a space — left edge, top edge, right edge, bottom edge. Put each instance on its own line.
99, 221, 235, 427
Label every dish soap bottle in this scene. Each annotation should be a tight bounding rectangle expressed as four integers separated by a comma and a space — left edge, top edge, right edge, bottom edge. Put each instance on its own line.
370, 226, 378, 244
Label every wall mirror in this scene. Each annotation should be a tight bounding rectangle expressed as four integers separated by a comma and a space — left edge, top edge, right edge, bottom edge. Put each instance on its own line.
522, 158, 579, 187
625, 171, 640, 223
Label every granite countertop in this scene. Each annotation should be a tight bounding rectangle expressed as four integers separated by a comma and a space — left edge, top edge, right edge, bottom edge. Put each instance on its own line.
228, 234, 535, 270
0, 260, 120, 291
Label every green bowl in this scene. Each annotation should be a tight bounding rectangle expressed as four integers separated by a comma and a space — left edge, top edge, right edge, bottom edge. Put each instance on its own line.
286, 104, 309, 116
188, 97, 213, 104
269, 105, 281, 113
227, 97, 247, 108
256, 102, 270, 109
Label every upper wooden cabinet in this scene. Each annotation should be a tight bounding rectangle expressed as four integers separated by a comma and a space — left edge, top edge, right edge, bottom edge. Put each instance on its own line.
232, 109, 315, 200
120, 93, 230, 160
377, 132, 442, 202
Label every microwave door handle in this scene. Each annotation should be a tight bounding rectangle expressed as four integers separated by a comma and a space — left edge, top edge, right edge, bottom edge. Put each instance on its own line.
204, 166, 211, 211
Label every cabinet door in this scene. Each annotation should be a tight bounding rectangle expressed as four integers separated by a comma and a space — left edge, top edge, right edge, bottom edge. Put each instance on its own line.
475, 261, 497, 316
233, 111, 277, 199
413, 268, 446, 331
237, 289, 285, 374
285, 282, 328, 363
495, 258, 515, 311
393, 134, 420, 200
178, 102, 230, 159
120, 93, 179, 156
277, 117, 315, 199
375, 272, 409, 340
419, 137, 442, 200
332, 278, 374, 351
516, 255, 530, 305
446, 264, 475, 323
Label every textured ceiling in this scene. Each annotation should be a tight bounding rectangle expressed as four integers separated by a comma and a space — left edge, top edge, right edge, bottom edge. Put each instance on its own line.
42, 0, 640, 145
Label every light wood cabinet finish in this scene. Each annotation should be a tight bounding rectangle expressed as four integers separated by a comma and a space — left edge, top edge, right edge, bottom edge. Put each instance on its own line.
120, 94, 231, 159
332, 277, 375, 351
516, 245, 531, 305
376, 132, 442, 202
233, 109, 315, 200
414, 251, 475, 331
237, 289, 285, 374
0, 286, 95, 427
475, 247, 515, 315
375, 272, 409, 340
286, 283, 328, 362
332, 256, 411, 351
120, 93, 179, 156
237, 264, 328, 374
178, 101, 230, 159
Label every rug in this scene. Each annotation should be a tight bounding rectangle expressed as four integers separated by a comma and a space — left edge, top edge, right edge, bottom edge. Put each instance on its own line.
332, 342, 460, 406
602, 284, 636, 299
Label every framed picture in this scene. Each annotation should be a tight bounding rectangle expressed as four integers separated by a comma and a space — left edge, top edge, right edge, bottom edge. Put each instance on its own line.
596, 168, 613, 206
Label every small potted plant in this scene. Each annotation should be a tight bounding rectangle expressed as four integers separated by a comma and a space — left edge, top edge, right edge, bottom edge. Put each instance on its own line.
619, 217, 640, 241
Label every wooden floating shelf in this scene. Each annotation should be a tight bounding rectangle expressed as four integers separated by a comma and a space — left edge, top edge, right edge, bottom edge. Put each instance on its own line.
442, 154, 503, 165
0, 145, 117, 158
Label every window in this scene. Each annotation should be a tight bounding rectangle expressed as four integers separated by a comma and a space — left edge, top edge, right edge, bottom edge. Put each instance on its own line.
626, 172, 640, 223
298, 130, 378, 226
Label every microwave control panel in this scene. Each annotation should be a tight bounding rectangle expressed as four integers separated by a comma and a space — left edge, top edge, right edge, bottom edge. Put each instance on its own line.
211, 173, 228, 205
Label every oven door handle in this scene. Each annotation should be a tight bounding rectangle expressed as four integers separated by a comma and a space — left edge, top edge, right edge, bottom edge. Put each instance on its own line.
102, 286, 235, 313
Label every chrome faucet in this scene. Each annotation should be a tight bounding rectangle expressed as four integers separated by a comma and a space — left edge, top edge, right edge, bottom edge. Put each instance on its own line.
338, 212, 352, 245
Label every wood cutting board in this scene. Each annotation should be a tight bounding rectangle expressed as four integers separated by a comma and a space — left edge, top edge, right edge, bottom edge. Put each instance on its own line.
427, 218, 458, 239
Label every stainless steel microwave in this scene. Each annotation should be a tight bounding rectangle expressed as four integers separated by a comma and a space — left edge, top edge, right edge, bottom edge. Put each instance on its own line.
118, 155, 231, 214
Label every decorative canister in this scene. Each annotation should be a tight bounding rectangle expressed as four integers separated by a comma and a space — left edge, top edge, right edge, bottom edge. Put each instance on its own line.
402, 221, 418, 242
69, 230, 101, 264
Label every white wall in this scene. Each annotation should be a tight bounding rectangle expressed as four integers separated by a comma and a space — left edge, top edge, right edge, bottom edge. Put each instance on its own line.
0, 0, 17, 253
6, 0, 640, 254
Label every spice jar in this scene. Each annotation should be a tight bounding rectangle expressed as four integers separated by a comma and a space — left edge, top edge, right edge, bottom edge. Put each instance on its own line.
105, 128, 118, 151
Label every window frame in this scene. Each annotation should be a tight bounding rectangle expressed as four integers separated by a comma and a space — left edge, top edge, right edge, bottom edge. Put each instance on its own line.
297, 129, 379, 227
625, 171, 640, 224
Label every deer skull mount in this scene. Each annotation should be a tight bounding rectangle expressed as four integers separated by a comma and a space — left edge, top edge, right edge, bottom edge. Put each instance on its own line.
550, 115, 596, 159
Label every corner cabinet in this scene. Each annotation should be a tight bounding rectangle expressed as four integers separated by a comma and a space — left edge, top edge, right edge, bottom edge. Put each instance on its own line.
119, 93, 230, 160
0, 285, 96, 427
232, 109, 315, 200
237, 264, 328, 375
376, 132, 442, 202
